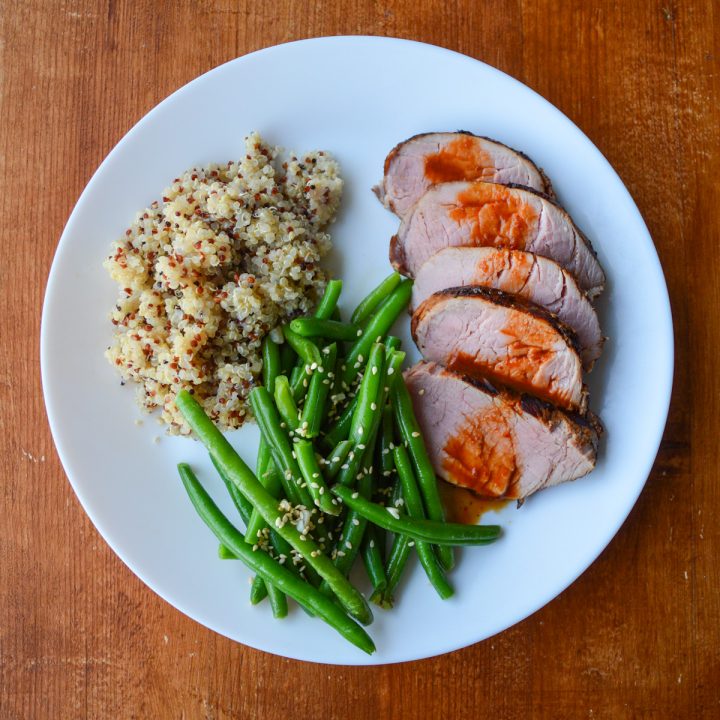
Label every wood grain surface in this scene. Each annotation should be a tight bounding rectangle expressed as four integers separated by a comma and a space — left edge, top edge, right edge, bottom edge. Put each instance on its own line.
1, 1, 718, 718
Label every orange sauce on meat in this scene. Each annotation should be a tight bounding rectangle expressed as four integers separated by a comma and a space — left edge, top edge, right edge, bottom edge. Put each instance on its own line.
449, 184, 538, 250
440, 482, 511, 523
475, 250, 533, 295
441, 407, 516, 496
446, 313, 573, 408
423, 135, 494, 185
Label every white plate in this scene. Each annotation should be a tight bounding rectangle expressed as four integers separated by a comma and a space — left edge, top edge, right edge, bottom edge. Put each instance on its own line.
41, 36, 673, 665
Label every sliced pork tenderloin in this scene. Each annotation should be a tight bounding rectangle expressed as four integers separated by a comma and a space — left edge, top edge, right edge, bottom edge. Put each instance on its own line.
376, 132, 553, 218
404, 361, 600, 499
412, 287, 586, 413
391, 181, 605, 296
411, 247, 604, 369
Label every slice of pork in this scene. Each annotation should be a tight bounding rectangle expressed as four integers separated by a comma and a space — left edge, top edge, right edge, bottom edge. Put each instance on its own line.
376, 132, 553, 218
411, 247, 604, 369
391, 181, 605, 296
404, 362, 600, 499
412, 287, 586, 413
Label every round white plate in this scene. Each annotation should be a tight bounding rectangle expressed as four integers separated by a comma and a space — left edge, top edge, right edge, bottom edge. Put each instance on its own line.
41, 36, 673, 665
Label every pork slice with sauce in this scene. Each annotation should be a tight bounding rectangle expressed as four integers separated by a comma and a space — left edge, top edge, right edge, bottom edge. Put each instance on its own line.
404, 362, 600, 499
411, 287, 587, 413
375, 131, 553, 218
411, 247, 604, 370
391, 180, 605, 296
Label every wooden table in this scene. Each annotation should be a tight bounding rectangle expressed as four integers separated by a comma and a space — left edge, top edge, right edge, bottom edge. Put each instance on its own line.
2, 1, 718, 717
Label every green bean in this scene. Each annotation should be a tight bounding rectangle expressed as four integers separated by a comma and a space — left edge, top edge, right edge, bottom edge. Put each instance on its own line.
249, 387, 314, 509
349, 343, 385, 443
315, 279, 343, 320
243, 439, 282, 546
371, 405, 397, 563
335, 473, 372, 576
273, 375, 300, 431
286, 279, 341, 404
218, 544, 237, 559
372, 533, 412, 609
211, 454, 253, 525
249, 572, 288, 617
393, 445, 453, 599
265, 578, 289, 617
300, 343, 337, 438
280, 341, 297, 374
177, 463, 374, 653
290, 317, 360, 342
249, 575, 269, 604
175, 391, 373, 626
383, 335, 402, 351
216, 446, 270, 602
351, 272, 402, 325
289, 364, 310, 404
361, 520, 387, 597
378, 405, 396, 484
325, 440, 353, 480
212, 453, 275, 604
336, 349, 404, 487
331, 484, 501, 545
262, 335, 282, 393
295, 439, 340, 516
283, 326, 322, 367
342, 279, 412, 386
392, 376, 455, 571
322, 396, 357, 449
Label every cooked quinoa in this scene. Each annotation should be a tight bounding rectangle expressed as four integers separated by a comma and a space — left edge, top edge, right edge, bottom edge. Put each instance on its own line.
104, 132, 342, 434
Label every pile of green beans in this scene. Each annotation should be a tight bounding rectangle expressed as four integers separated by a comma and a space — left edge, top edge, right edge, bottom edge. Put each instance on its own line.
174, 274, 502, 654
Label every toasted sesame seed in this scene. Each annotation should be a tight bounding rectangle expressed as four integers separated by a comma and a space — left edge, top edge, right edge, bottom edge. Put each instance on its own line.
387, 367, 395, 375
351, 492, 359, 499
356, 329, 362, 337
352, 518, 360, 526
369, 539, 375, 548
371, 366, 378, 375
370, 402, 377, 410
418, 388, 425, 395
